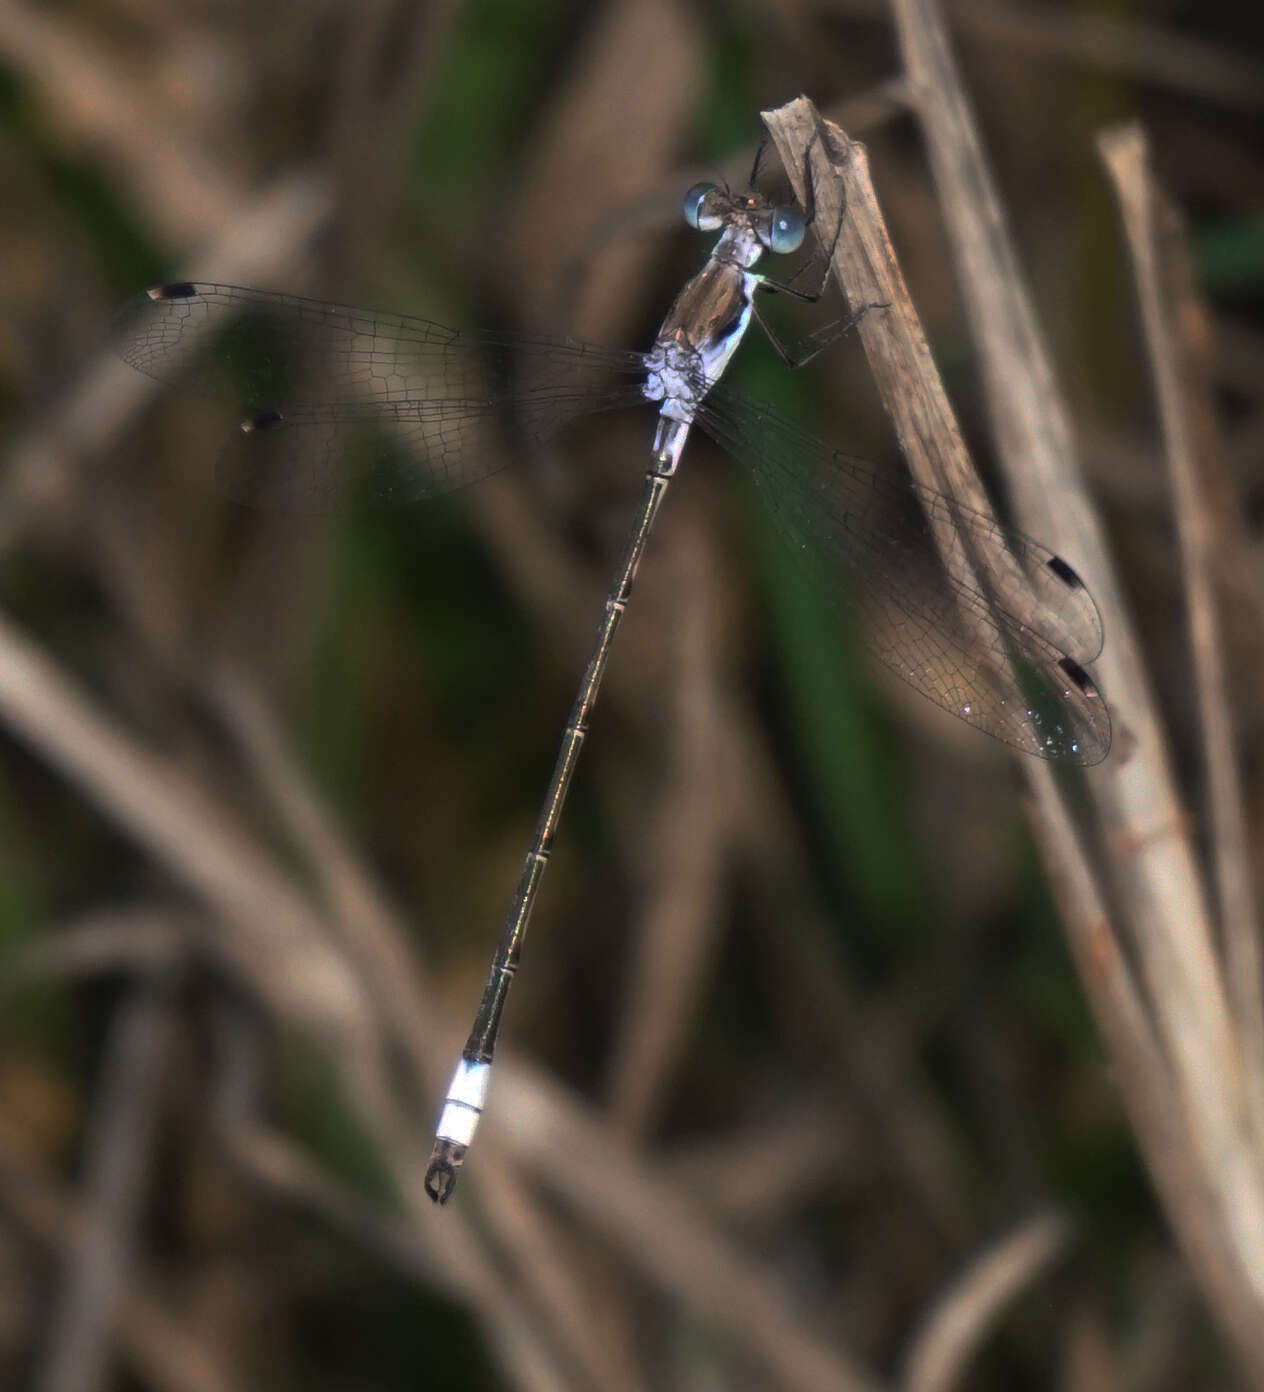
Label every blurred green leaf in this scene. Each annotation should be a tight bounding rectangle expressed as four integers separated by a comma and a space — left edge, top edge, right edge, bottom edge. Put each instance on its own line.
1196, 213, 1264, 297
727, 339, 927, 957
411, 0, 571, 195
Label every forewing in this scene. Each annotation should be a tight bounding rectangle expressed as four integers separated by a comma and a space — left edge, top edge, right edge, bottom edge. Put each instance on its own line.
697, 385, 1110, 764
113, 283, 649, 509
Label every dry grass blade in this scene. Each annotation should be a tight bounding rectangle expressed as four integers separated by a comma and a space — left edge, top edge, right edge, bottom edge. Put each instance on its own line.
1097, 122, 1264, 1151
475, 1165, 648, 1392
756, 99, 1111, 766
665, 1101, 856, 1219
211, 667, 708, 1388
205, 675, 642, 1389
501, 0, 701, 340
0, 174, 332, 557
6, 0, 1261, 1380
0, 3, 244, 242
946, 0, 1264, 113
890, 0, 1264, 1355
207, 668, 446, 1074
604, 502, 729, 1139
900, 1207, 1074, 1392
1021, 755, 1241, 1371
0, 606, 592, 1386
761, 103, 983, 512
0, 609, 360, 1030
0, 1117, 238, 1392
33, 981, 176, 1392
814, 0, 1264, 112
494, 1060, 888, 1392
760, 2, 1264, 1377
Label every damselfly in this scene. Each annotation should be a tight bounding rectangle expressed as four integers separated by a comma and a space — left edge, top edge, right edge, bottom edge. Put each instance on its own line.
113, 140, 1110, 1203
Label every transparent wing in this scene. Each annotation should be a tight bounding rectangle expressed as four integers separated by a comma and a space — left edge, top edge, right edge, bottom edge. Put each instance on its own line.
697, 384, 1111, 765
113, 283, 650, 509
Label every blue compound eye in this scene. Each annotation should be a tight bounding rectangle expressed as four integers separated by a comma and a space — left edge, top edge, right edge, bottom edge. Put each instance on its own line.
769, 205, 805, 253
682, 182, 722, 231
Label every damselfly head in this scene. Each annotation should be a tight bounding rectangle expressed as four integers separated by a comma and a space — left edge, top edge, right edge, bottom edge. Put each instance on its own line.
683, 183, 805, 254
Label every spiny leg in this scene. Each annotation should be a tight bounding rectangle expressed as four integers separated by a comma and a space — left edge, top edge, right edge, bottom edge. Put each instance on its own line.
747, 133, 771, 190
749, 297, 886, 371
756, 127, 848, 303
749, 121, 886, 369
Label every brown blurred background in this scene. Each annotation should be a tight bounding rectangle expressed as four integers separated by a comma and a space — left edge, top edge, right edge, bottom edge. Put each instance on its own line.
1, 1, 1263, 1389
